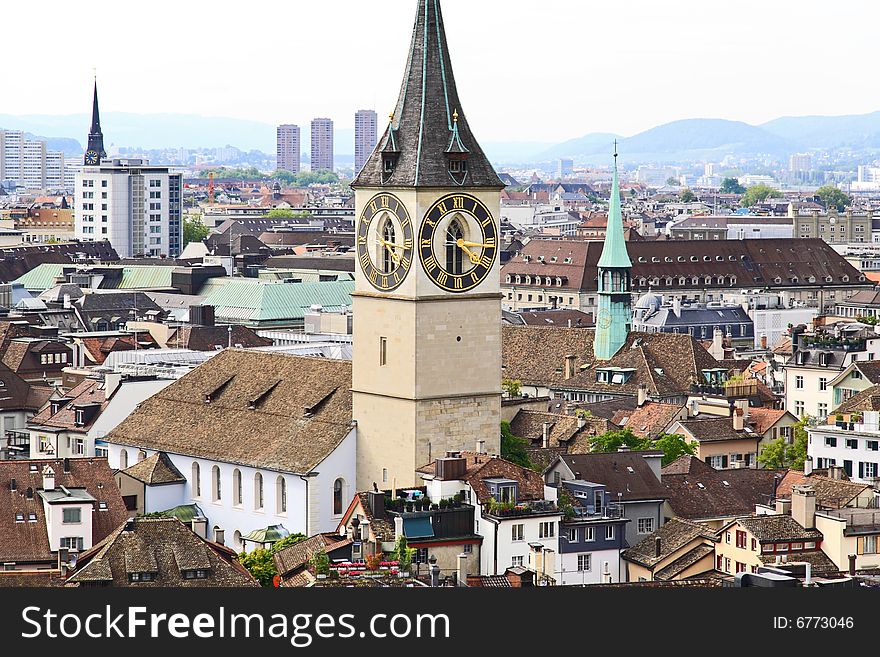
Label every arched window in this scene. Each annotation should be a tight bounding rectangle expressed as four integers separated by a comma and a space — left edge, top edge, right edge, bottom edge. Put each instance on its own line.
276, 476, 286, 514
232, 469, 242, 506
212, 465, 221, 502
119, 449, 128, 469
138, 450, 147, 462
192, 462, 201, 498
381, 218, 396, 274
445, 219, 464, 274
254, 473, 264, 510
233, 530, 243, 551
334, 478, 345, 515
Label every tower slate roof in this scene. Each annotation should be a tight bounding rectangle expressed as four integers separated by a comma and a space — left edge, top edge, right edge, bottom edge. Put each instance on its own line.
598, 150, 632, 269
352, 0, 502, 189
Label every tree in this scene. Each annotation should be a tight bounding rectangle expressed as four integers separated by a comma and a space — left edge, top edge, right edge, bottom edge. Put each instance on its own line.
788, 417, 809, 470
391, 536, 415, 572
757, 437, 789, 470
501, 421, 533, 469
183, 217, 209, 247
740, 183, 780, 208
238, 548, 277, 587
267, 208, 309, 219
815, 185, 850, 212
757, 418, 809, 470
501, 378, 522, 397
589, 428, 650, 453
652, 433, 697, 466
679, 188, 695, 203
237, 533, 306, 586
665, 176, 680, 186
720, 177, 745, 194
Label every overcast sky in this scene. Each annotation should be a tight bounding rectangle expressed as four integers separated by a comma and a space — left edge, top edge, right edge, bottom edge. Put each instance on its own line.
5, 0, 878, 143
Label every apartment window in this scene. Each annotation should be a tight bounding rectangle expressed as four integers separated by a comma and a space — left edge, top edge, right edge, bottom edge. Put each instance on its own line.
276, 476, 287, 514
867, 441, 879, 452
183, 569, 209, 579
101, 180, 107, 187
818, 403, 828, 419
62, 508, 81, 524
74, 438, 84, 455
511, 524, 524, 541
865, 462, 879, 479
567, 528, 578, 542
379, 337, 387, 366
577, 554, 592, 572
128, 572, 156, 583
736, 530, 747, 549
865, 536, 879, 554
751, 538, 757, 551
382, 468, 388, 483
825, 436, 838, 448
463, 544, 473, 554
794, 401, 804, 416
725, 558, 731, 573
83, 179, 94, 187
736, 562, 746, 573
605, 525, 614, 540
637, 517, 655, 534
819, 377, 828, 391
846, 439, 858, 450
61, 537, 84, 551
795, 375, 804, 389
539, 521, 555, 539
726, 531, 731, 544
511, 556, 524, 567
584, 526, 595, 542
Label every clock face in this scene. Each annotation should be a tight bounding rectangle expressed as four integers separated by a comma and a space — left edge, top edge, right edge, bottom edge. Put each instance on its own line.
356, 192, 413, 291
85, 150, 98, 165
596, 310, 612, 329
418, 193, 498, 293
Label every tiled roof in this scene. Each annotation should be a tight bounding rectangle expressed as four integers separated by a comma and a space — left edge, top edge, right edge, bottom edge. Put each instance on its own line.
274, 533, 352, 578
835, 384, 880, 413
66, 517, 259, 587
515, 309, 594, 328
746, 408, 791, 435
611, 402, 684, 439
757, 550, 838, 575
29, 378, 107, 432
509, 410, 603, 447
654, 544, 716, 581
736, 515, 822, 542
775, 471, 870, 509
557, 452, 666, 502
0, 458, 128, 564
853, 361, 880, 384
354, 492, 395, 542
166, 325, 273, 351
121, 452, 186, 485
108, 350, 354, 473
0, 360, 49, 411
418, 451, 546, 504
661, 457, 782, 519
622, 517, 717, 568
676, 417, 761, 443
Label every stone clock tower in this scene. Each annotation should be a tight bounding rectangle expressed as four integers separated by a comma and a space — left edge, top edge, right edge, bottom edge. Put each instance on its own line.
351, 0, 504, 490
84, 78, 107, 166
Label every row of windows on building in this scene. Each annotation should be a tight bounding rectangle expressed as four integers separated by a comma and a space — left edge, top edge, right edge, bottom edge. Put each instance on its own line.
814, 454, 879, 479
38, 352, 68, 365
116, 450, 348, 516
505, 291, 576, 305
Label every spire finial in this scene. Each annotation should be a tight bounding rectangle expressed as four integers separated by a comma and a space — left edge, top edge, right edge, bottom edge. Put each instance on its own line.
453, 109, 459, 124
613, 139, 618, 159
389, 110, 394, 122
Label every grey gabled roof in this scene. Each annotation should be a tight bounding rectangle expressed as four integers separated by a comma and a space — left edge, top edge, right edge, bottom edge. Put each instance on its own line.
352, 0, 502, 190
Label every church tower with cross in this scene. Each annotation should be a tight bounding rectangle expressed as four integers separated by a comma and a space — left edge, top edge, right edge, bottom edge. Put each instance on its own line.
593, 146, 633, 360
350, 0, 505, 490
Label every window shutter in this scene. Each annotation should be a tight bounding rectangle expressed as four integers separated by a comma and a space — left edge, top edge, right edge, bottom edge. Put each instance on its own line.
859, 462, 865, 479
857, 537, 865, 556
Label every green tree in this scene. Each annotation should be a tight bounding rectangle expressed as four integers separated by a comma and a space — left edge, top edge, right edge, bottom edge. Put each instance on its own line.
652, 433, 697, 466
788, 417, 809, 470
237, 533, 307, 586
311, 549, 330, 576
666, 176, 680, 186
589, 428, 650, 453
757, 418, 809, 470
740, 183, 780, 207
815, 185, 850, 212
391, 536, 415, 571
183, 216, 209, 247
501, 378, 522, 397
267, 208, 310, 219
238, 548, 277, 587
757, 437, 789, 470
857, 315, 879, 326
679, 188, 695, 203
720, 177, 746, 194
501, 421, 533, 469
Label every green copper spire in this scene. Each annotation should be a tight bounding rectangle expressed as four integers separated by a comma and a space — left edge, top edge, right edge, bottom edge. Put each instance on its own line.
597, 144, 632, 269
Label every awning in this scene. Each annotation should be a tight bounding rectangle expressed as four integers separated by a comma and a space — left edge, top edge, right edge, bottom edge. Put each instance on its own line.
403, 516, 434, 539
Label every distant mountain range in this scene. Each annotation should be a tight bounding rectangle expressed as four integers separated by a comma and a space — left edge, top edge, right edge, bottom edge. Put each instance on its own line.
5, 109, 880, 166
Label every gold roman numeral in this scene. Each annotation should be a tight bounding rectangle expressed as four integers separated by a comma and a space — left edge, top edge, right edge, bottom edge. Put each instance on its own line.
369, 201, 378, 214
381, 275, 388, 288
470, 272, 479, 284
436, 271, 448, 286
403, 238, 413, 249
484, 237, 496, 247
452, 196, 464, 209
481, 217, 493, 228
380, 195, 389, 208
400, 256, 411, 269
480, 256, 492, 268
360, 252, 371, 268
369, 269, 378, 285
421, 238, 432, 249
424, 255, 438, 272
453, 276, 463, 289
436, 201, 447, 215
393, 272, 401, 284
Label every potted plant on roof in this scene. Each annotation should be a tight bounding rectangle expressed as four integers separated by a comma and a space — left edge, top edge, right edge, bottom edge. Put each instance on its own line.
311, 549, 330, 579
452, 492, 463, 508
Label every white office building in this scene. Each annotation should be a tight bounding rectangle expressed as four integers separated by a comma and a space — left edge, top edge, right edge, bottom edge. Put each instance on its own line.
75, 158, 183, 257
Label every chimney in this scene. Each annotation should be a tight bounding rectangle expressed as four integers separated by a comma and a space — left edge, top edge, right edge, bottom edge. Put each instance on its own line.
710, 328, 725, 359
58, 546, 69, 575
564, 355, 577, 381
775, 498, 791, 516
367, 489, 385, 519
457, 552, 468, 587
394, 515, 404, 540
429, 556, 440, 587
791, 485, 817, 530
214, 527, 225, 545
760, 334, 768, 350
42, 466, 55, 492
637, 384, 647, 407
190, 518, 207, 539
476, 440, 486, 455
577, 415, 586, 429
542, 422, 551, 448
804, 456, 813, 476
736, 398, 749, 421
733, 407, 745, 432
672, 297, 681, 317
63, 458, 71, 474
654, 536, 662, 558
849, 554, 857, 576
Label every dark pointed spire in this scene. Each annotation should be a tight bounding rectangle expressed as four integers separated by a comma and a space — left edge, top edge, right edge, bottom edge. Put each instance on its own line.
85, 75, 106, 164
352, 0, 502, 189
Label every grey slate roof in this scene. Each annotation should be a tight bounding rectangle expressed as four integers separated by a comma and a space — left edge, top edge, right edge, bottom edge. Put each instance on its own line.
352, 0, 502, 190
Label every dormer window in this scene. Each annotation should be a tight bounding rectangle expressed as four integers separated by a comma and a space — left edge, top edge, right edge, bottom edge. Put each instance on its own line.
449, 159, 467, 173
383, 157, 395, 173
129, 572, 157, 583
182, 569, 209, 580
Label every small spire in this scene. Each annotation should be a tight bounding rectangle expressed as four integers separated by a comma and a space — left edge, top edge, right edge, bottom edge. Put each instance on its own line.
453, 109, 459, 124
389, 110, 394, 122
613, 139, 618, 159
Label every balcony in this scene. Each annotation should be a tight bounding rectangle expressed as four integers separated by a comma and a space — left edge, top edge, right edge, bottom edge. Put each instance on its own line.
803, 337, 866, 352
482, 499, 558, 519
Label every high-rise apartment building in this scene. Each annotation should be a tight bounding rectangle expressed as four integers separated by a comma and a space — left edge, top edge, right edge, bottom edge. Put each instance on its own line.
276, 124, 300, 173
310, 118, 334, 172
789, 153, 812, 173
0, 130, 66, 191
354, 110, 377, 174
75, 158, 183, 257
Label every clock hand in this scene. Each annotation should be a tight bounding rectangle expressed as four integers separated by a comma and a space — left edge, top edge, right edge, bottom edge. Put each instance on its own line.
379, 240, 401, 264
378, 238, 406, 250
458, 240, 494, 249
456, 239, 481, 265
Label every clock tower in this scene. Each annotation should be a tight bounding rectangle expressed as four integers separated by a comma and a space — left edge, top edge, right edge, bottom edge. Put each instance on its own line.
594, 147, 633, 360
84, 78, 106, 166
351, 0, 504, 490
